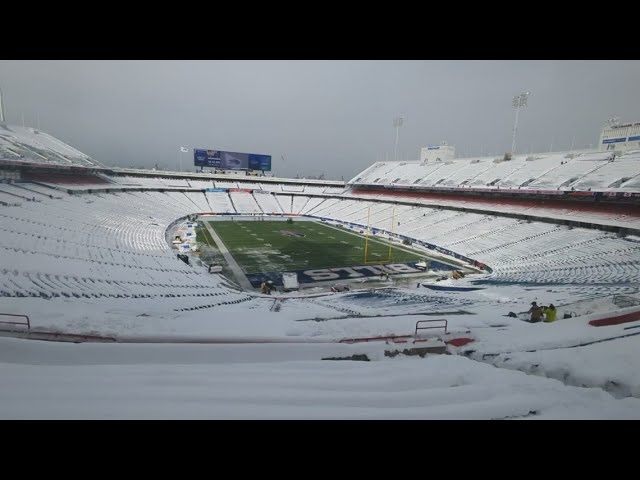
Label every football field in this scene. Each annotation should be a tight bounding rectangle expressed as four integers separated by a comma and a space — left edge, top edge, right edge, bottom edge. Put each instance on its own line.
210, 219, 421, 272
206, 219, 446, 287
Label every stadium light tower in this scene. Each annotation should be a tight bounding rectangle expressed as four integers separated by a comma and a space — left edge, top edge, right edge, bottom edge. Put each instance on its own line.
511, 92, 529, 155
393, 116, 405, 162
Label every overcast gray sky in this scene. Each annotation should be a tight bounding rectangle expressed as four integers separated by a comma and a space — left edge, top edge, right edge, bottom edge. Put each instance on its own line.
1, 60, 639, 180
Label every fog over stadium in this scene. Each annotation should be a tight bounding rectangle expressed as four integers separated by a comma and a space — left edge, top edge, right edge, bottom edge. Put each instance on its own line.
1, 60, 639, 179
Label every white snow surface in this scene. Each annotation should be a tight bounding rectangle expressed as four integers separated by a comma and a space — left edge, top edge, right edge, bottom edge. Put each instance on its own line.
349, 151, 640, 192
1, 178, 639, 418
1, 337, 639, 419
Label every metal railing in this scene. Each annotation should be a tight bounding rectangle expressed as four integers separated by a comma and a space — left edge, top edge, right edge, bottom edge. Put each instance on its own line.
415, 319, 447, 336
0, 313, 31, 331
612, 295, 640, 309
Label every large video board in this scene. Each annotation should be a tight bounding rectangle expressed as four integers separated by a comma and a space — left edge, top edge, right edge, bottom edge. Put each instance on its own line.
194, 149, 271, 171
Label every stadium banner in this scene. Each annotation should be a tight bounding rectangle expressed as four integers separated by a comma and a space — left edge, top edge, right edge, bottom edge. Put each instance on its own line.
567, 191, 595, 197
206, 187, 228, 192
228, 188, 254, 193
194, 148, 272, 171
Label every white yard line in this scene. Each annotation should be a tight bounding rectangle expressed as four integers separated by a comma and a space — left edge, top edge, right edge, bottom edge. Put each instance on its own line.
203, 222, 254, 291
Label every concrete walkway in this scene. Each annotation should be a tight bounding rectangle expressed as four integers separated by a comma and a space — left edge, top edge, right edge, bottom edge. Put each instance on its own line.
203, 221, 255, 291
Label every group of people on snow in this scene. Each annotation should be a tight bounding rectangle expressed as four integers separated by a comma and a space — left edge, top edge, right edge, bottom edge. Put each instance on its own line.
525, 301, 557, 323
507, 302, 557, 323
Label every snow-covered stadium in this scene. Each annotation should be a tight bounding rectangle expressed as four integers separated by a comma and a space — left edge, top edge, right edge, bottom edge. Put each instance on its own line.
1, 120, 640, 419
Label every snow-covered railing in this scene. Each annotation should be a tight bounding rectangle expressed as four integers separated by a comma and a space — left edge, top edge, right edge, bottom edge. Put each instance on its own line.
0, 313, 30, 331
415, 319, 447, 336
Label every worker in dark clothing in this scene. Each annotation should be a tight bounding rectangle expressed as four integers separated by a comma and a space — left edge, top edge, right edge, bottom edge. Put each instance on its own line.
527, 302, 543, 323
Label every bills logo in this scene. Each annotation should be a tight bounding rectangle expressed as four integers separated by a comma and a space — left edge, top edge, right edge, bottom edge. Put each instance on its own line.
246, 261, 458, 288
301, 263, 422, 282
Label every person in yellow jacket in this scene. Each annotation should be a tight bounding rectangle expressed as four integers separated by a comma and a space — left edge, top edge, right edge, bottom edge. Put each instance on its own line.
543, 304, 557, 322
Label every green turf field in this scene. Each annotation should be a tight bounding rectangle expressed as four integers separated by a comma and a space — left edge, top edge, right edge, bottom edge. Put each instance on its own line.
208, 220, 422, 274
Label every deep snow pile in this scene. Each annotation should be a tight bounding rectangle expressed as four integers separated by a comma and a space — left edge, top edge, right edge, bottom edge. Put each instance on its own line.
1, 337, 639, 419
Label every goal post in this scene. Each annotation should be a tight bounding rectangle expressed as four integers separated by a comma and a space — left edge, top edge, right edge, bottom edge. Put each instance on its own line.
363, 206, 395, 264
